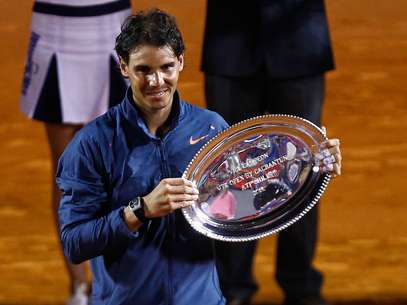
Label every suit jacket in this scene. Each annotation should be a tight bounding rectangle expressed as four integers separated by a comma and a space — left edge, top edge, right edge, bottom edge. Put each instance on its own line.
201, 0, 335, 78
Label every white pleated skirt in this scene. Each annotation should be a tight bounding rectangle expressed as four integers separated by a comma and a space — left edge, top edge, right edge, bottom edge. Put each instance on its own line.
20, 7, 131, 124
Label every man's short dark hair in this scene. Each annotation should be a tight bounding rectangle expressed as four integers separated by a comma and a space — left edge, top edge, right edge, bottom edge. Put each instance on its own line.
115, 8, 185, 63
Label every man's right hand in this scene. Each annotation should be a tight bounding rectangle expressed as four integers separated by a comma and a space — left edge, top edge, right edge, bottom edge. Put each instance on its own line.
143, 178, 199, 218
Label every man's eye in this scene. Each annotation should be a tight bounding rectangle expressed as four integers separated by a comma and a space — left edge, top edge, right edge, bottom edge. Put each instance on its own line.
162, 64, 174, 70
135, 66, 150, 73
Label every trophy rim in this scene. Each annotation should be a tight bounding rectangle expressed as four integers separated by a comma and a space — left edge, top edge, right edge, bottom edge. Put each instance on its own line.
182, 114, 331, 242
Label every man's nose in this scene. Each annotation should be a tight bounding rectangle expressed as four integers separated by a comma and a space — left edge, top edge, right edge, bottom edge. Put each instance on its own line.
147, 72, 164, 87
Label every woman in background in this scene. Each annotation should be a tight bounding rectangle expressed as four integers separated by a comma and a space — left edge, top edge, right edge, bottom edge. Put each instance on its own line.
20, 1, 131, 304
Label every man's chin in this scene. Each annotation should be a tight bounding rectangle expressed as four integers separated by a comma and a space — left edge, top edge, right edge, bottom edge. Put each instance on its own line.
146, 94, 172, 107
149, 99, 171, 111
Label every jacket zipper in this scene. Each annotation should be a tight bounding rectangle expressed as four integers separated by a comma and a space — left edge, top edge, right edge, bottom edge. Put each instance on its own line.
158, 140, 174, 305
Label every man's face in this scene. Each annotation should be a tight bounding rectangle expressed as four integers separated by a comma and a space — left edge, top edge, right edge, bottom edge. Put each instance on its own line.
119, 44, 184, 115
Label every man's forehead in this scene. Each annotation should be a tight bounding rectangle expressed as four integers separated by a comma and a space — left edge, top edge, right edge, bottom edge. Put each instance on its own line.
129, 44, 177, 60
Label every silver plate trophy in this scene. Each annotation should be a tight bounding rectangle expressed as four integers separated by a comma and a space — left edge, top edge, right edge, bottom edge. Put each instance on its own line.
182, 115, 332, 242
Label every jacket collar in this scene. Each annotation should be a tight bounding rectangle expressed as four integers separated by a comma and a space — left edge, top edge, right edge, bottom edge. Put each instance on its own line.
121, 87, 183, 139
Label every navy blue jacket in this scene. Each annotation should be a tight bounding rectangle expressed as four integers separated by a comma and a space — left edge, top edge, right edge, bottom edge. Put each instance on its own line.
201, 0, 335, 78
56, 89, 228, 305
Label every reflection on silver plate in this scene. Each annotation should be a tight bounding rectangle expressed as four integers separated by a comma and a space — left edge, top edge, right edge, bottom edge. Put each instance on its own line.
182, 115, 331, 242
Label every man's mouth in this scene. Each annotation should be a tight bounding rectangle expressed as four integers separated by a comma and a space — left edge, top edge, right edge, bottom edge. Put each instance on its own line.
145, 89, 168, 98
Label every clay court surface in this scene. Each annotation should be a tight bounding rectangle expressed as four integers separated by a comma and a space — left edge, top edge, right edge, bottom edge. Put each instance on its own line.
0, 1, 406, 304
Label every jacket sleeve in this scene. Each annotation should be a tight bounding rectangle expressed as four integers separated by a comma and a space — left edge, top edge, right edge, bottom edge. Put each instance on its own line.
56, 133, 138, 264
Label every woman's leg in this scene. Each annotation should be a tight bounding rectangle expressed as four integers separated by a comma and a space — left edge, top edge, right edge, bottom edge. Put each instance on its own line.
45, 122, 88, 302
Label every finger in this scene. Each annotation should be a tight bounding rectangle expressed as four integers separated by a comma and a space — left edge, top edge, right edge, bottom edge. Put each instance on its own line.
328, 144, 341, 154
334, 152, 342, 163
321, 126, 327, 136
321, 138, 340, 148
322, 163, 333, 172
316, 148, 331, 160
322, 162, 341, 176
168, 193, 199, 202
333, 163, 341, 176
164, 177, 195, 187
318, 140, 341, 162
167, 184, 199, 195
323, 151, 342, 164
180, 200, 195, 208
323, 154, 336, 165
171, 200, 196, 210
163, 178, 199, 193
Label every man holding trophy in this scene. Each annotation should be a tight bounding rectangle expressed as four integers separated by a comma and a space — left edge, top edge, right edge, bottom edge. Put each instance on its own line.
56, 8, 341, 305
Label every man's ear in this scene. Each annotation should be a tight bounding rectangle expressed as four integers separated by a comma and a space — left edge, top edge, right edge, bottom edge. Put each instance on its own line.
119, 57, 129, 78
178, 54, 184, 72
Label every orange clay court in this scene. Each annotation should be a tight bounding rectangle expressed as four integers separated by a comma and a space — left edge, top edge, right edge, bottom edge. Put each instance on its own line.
0, 1, 406, 304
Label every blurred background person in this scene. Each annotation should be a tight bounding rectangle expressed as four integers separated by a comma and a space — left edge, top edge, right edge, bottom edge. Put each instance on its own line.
19, 1, 132, 304
201, 1, 335, 305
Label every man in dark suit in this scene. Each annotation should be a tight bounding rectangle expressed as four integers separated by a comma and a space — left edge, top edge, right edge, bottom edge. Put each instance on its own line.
201, 1, 335, 305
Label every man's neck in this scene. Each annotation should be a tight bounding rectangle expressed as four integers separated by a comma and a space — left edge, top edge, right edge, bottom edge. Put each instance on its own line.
144, 108, 171, 136
131, 91, 177, 136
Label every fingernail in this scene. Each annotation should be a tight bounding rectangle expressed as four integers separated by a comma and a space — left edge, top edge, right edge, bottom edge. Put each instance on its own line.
193, 185, 199, 194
